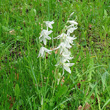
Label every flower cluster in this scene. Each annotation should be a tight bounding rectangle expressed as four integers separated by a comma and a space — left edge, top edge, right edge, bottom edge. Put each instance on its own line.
38, 13, 78, 76
54, 20, 78, 75
38, 21, 54, 58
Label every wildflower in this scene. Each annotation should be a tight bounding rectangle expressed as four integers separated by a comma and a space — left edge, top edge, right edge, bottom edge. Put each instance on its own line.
44, 21, 54, 29
39, 30, 53, 45
56, 59, 74, 74
60, 42, 72, 49
38, 47, 52, 58
64, 35, 76, 47
61, 52, 73, 62
56, 42, 71, 54
54, 33, 76, 47
63, 62, 74, 73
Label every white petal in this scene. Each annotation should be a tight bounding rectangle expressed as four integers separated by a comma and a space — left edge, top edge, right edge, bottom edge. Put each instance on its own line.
45, 35, 51, 40
64, 42, 72, 49
62, 54, 73, 60
63, 65, 71, 73
54, 35, 61, 39
66, 63, 74, 67
38, 47, 51, 58
48, 30, 53, 35
67, 27, 77, 35
44, 48, 52, 54
43, 39, 47, 45
38, 47, 44, 57
70, 12, 74, 17
45, 21, 54, 29
54, 33, 66, 39
67, 20, 78, 25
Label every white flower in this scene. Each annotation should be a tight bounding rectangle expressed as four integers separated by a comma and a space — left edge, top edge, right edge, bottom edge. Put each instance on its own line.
38, 47, 52, 58
56, 34, 76, 50
56, 58, 74, 74
39, 29, 52, 45
63, 62, 74, 74
64, 35, 76, 46
67, 20, 78, 25
56, 42, 71, 54
54, 33, 73, 48
44, 21, 54, 29
58, 50, 73, 66
61, 51, 73, 61
54, 32, 76, 46
67, 27, 77, 36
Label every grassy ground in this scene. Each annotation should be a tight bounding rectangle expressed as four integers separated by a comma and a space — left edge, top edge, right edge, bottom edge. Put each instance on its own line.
0, 0, 110, 110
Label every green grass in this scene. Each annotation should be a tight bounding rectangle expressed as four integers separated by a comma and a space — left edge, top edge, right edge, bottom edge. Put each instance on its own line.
0, 0, 110, 110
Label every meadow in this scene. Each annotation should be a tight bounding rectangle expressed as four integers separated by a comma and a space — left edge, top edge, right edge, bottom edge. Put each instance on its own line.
0, 0, 110, 110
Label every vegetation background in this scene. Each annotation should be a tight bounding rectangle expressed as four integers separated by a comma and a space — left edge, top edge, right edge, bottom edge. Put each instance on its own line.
0, 0, 110, 110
